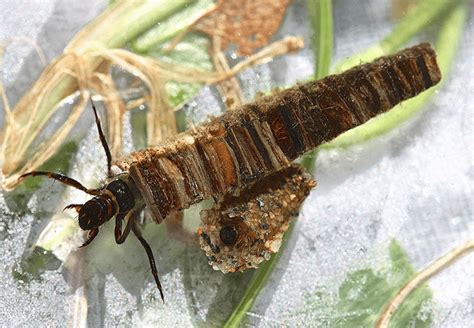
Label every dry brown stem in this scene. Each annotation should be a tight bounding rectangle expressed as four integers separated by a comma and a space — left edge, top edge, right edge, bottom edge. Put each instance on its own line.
375, 239, 474, 328
1, 0, 300, 191
0, 0, 191, 189
210, 36, 245, 110
1, 35, 303, 190
168, 0, 298, 111
171, 0, 294, 110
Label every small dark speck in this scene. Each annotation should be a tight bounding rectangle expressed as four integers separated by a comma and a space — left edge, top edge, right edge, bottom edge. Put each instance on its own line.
201, 232, 212, 245
211, 244, 221, 254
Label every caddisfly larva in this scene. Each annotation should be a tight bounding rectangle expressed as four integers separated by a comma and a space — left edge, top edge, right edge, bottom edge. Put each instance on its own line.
18, 43, 441, 300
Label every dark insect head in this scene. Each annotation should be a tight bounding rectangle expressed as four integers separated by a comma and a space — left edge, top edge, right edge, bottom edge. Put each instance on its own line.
78, 195, 116, 230
16, 97, 165, 302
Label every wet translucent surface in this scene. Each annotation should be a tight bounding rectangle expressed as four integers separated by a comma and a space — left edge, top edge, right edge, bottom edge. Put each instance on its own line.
1, 0, 473, 326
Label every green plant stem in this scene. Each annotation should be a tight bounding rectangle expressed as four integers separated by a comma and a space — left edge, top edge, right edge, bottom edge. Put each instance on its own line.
322, 0, 467, 150
222, 1, 334, 327
130, 0, 215, 53
67, 0, 193, 50
308, 0, 333, 80
223, 222, 296, 328
301, 0, 333, 173
335, 0, 461, 73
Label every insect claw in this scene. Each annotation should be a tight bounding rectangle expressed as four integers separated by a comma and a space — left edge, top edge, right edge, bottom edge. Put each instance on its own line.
79, 228, 99, 248
131, 220, 165, 303
159, 286, 165, 304
64, 203, 83, 213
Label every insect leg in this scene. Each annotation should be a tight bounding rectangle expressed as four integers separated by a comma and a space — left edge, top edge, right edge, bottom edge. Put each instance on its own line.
132, 220, 164, 303
63, 203, 83, 213
90, 99, 113, 177
18, 171, 100, 195
114, 211, 134, 244
79, 228, 99, 248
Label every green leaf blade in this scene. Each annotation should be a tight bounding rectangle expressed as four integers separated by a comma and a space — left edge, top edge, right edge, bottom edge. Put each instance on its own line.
291, 241, 432, 327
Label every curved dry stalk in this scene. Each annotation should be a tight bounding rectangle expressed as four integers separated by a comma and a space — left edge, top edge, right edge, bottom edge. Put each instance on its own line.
226, 36, 304, 78
205, 36, 303, 110
211, 36, 245, 110
4, 53, 82, 173
106, 36, 303, 85
1, 0, 193, 189
26, 94, 89, 171
2, 52, 93, 188
375, 239, 474, 328
1, 35, 303, 190
165, 0, 295, 110
96, 49, 176, 145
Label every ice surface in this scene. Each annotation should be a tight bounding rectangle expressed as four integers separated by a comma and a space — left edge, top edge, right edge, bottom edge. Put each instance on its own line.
1, 0, 473, 327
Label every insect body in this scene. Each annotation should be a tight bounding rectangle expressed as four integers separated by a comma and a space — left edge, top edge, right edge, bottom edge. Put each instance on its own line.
18, 43, 441, 300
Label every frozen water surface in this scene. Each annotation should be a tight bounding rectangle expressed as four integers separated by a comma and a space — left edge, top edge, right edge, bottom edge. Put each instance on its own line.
1, 0, 473, 327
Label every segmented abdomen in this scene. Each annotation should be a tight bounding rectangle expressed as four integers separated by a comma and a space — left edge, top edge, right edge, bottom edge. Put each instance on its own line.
117, 43, 441, 222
